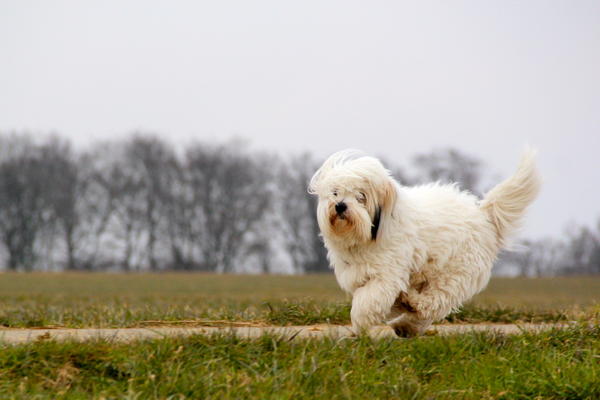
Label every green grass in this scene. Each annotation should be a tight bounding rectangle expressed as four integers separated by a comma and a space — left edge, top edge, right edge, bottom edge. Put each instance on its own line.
0, 325, 598, 399
0, 273, 598, 327
1, 274, 599, 399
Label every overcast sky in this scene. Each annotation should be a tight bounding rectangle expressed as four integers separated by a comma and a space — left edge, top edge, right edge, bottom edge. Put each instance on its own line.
1, 1, 599, 239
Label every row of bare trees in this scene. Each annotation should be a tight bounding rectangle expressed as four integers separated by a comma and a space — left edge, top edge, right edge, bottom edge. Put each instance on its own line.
0, 134, 325, 273
499, 224, 600, 277
0, 133, 597, 274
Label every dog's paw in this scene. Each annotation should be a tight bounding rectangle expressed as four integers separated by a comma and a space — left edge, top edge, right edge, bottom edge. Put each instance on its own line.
407, 293, 438, 320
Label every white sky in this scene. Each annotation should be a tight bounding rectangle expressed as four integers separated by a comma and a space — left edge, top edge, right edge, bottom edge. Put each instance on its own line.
1, 1, 599, 239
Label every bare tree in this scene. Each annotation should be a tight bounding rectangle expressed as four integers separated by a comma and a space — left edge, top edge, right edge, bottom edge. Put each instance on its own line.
0, 136, 56, 270
412, 148, 482, 193
109, 167, 145, 271
278, 153, 328, 273
123, 135, 179, 271
502, 239, 564, 277
184, 141, 274, 272
560, 225, 600, 275
37, 138, 83, 270
163, 164, 198, 271
55, 149, 116, 271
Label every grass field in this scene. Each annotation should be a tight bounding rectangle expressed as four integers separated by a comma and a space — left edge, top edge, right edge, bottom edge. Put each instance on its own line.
0, 273, 599, 328
0, 325, 598, 399
1, 273, 599, 399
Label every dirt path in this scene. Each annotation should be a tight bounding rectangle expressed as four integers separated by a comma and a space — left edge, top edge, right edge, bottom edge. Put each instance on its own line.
0, 323, 573, 344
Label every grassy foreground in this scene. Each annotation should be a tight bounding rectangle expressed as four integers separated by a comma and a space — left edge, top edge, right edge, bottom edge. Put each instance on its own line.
1, 274, 599, 399
0, 325, 598, 399
0, 273, 599, 327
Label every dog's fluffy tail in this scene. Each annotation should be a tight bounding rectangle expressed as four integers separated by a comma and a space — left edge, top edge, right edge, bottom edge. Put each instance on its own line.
480, 148, 541, 247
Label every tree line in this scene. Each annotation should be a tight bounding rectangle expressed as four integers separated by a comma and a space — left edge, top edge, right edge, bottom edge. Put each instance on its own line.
0, 133, 597, 275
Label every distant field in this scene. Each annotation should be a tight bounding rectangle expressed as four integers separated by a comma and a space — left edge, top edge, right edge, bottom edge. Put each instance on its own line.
0, 273, 598, 328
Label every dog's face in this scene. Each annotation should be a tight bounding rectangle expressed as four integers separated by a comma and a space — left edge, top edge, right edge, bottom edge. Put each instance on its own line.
309, 150, 396, 246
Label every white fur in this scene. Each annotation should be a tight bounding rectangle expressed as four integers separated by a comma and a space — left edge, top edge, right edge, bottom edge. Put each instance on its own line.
309, 149, 541, 336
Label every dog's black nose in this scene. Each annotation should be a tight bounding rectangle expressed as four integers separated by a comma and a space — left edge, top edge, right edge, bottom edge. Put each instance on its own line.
335, 202, 347, 214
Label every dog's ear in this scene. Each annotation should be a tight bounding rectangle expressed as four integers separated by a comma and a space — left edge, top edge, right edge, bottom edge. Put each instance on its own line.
371, 206, 381, 240
379, 179, 397, 214
372, 179, 396, 240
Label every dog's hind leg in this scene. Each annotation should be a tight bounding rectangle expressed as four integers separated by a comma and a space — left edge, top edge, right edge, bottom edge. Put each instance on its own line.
406, 255, 492, 324
387, 272, 426, 320
388, 274, 433, 337
390, 252, 493, 337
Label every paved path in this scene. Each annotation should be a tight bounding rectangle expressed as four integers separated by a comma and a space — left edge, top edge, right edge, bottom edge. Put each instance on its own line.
0, 323, 572, 344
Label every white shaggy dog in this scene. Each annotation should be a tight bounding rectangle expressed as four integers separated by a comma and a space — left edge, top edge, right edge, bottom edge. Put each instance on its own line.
308, 149, 540, 337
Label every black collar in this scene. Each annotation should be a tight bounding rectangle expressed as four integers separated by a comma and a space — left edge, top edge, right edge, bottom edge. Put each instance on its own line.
371, 206, 381, 240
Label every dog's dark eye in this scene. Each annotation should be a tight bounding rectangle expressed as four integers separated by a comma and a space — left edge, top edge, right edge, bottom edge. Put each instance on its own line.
333, 190, 338, 197
357, 192, 366, 204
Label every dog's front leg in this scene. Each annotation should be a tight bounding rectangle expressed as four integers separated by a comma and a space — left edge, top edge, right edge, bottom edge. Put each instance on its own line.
350, 277, 407, 334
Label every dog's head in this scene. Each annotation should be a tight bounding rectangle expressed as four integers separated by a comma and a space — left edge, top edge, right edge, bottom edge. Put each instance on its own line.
308, 150, 397, 246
